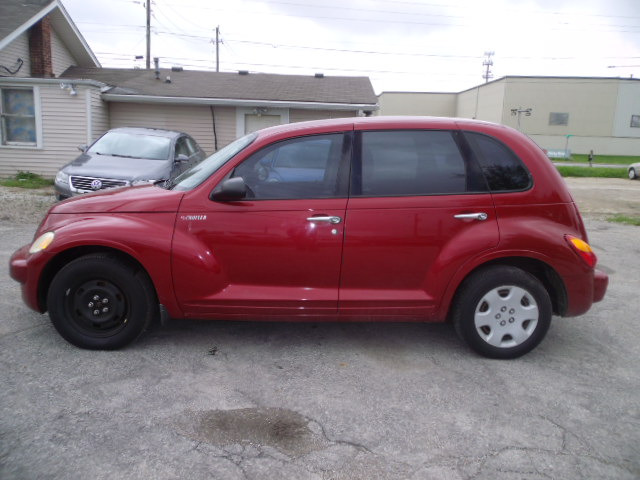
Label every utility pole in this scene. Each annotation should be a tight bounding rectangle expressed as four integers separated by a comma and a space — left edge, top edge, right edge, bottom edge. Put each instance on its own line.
215, 25, 220, 72
482, 51, 494, 83
145, 0, 151, 69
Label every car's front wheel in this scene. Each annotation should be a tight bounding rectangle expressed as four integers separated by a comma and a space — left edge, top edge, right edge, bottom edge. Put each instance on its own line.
47, 254, 156, 349
629, 167, 638, 180
452, 266, 552, 359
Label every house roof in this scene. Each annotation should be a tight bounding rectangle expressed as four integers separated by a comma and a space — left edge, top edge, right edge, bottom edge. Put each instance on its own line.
61, 67, 378, 109
0, 0, 99, 67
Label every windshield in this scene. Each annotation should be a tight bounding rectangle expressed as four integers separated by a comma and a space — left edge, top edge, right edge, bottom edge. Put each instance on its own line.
171, 132, 257, 191
88, 132, 172, 160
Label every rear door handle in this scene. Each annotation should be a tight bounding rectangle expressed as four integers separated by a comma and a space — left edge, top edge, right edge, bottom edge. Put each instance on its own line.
307, 216, 342, 224
454, 212, 488, 221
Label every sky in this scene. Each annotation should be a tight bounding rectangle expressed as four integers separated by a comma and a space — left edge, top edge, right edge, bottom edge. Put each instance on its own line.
62, 0, 640, 94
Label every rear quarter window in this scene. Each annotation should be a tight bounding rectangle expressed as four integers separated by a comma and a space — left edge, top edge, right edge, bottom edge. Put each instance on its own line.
464, 132, 532, 192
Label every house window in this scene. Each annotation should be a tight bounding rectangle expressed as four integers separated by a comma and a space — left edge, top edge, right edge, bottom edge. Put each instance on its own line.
1, 88, 37, 145
549, 112, 569, 126
631, 115, 640, 128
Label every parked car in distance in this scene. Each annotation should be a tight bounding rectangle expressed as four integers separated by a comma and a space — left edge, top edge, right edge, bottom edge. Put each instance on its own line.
54, 127, 206, 200
629, 162, 640, 180
11, 117, 608, 358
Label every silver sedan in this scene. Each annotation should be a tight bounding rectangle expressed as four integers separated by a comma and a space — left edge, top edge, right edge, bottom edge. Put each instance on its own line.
629, 162, 640, 180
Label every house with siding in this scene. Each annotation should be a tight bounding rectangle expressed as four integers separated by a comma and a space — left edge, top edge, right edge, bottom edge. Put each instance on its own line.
61, 67, 378, 157
1, 0, 377, 178
0, 0, 103, 178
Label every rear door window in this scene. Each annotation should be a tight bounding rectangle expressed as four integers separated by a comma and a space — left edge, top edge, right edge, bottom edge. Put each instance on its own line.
354, 130, 487, 196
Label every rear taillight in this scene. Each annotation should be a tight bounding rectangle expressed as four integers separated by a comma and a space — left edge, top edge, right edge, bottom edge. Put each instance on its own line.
565, 235, 598, 268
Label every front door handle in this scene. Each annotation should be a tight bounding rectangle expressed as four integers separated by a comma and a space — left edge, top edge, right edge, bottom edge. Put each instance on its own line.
454, 212, 488, 221
307, 216, 342, 224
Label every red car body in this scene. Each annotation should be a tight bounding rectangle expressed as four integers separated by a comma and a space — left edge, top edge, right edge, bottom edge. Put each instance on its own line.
10, 117, 608, 355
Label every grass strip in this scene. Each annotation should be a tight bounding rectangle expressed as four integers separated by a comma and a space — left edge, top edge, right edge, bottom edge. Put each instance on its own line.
607, 215, 640, 226
0, 172, 53, 189
556, 166, 628, 178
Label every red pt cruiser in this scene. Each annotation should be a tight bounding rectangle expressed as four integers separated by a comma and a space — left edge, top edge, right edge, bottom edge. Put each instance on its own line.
10, 117, 608, 358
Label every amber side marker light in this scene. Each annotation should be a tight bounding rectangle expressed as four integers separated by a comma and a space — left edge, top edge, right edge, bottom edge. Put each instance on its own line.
565, 235, 597, 268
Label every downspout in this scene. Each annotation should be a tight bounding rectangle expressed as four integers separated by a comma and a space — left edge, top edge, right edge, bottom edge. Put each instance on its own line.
210, 105, 218, 151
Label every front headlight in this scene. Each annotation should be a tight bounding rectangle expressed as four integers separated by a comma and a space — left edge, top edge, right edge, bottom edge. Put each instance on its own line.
55, 170, 69, 185
29, 232, 55, 254
131, 179, 158, 186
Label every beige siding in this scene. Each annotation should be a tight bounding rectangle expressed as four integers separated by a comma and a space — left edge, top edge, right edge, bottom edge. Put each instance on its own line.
109, 102, 236, 153
51, 28, 77, 76
0, 33, 31, 78
289, 109, 357, 123
377, 92, 457, 116
0, 84, 99, 178
91, 88, 109, 142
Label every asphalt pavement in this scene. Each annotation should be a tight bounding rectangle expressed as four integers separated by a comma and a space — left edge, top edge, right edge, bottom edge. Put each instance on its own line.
0, 217, 638, 480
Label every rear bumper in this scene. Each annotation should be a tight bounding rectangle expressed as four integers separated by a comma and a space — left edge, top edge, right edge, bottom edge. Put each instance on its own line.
563, 267, 608, 317
593, 269, 608, 303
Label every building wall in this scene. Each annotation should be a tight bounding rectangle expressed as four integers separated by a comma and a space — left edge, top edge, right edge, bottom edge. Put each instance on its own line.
612, 82, 640, 139
50, 28, 77, 76
0, 84, 101, 178
108, 102, 236, 154
377, 92, 457, 117
456, 88, 479, 119
500, 77, 618, 137
456, 80, 506, 123
0, 33, 31, 78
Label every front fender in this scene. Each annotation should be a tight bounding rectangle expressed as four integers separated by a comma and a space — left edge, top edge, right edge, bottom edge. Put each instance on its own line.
32, 213, 182, 317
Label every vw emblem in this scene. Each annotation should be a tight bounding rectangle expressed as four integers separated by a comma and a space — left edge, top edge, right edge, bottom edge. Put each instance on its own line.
90, 179, 102, 190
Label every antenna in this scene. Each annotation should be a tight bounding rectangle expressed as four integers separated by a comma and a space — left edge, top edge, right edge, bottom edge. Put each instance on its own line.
482, 51, 494, 83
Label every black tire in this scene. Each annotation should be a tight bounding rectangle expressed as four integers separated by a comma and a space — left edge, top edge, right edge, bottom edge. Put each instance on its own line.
629, 168, 638, 180
452, 266, 552, 359
46, 254, 156, 349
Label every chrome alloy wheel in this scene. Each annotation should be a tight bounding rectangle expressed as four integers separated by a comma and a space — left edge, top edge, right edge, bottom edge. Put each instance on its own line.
473, 285, 539, 348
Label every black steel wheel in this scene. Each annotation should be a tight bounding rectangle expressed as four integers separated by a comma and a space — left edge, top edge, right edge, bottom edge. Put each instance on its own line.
47, 254, 156, 349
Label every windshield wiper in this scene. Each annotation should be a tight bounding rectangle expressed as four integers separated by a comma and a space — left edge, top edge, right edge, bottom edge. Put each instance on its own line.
108, 153, 137, 159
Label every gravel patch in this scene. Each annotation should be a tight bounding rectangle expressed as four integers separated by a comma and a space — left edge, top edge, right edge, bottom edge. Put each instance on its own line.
0, 186, 56, 224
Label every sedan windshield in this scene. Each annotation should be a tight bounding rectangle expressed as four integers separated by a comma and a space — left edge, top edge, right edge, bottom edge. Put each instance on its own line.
171, 132, 257, 191
89, 132, 172, 160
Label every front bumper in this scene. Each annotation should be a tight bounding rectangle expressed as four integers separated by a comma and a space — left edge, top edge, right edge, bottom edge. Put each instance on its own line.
9, 244, 44, 313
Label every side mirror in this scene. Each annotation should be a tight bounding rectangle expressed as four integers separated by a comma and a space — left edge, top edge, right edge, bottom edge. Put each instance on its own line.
210, 177, 248, 201
77, 144, 88, 152
175, 153, 189, 163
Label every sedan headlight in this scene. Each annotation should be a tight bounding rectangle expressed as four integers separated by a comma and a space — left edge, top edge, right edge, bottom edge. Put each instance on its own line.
29, 232, 55, 254
55, 170, 69, 185
131, 179, 159, 186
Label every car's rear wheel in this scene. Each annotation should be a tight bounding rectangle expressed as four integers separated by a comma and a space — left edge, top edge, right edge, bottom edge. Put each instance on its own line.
629, 167, 638, 180
47, 254, 156, 349
452, 266, 552, 359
